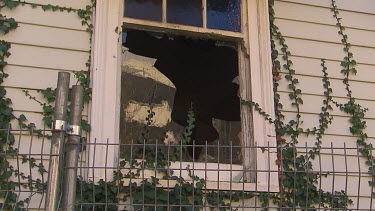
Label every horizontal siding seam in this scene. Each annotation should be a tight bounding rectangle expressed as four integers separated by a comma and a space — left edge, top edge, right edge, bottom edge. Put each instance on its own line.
275, 17, 375, 33
12, 109, 89, 118
16, 21, 87, 32
278, 90, 375, 102
278, 54, 375, 67
7, 42, 90, 53
279, 109, 375, 121
278, 71, 375, 85
280, 35, 375, 50
275, 0, 375, 16
17, 21, 88, 33
5, 64, 78, 72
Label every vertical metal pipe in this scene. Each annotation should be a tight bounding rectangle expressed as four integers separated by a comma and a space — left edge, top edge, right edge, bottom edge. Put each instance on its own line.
45, 72, 70, 211
62, 85, 84, 211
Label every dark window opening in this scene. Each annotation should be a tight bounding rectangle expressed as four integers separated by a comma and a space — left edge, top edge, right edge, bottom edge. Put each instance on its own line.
120, 30, 242, 164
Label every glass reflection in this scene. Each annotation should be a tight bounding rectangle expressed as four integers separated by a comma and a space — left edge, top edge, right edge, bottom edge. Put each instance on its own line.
124, 0, 162, 22
207, 0, 241, 32
167, 0, 203, 27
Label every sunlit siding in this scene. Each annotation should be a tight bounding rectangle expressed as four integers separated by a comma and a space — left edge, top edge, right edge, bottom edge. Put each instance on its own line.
275, 0, 375, 209
2, 1, 91, 209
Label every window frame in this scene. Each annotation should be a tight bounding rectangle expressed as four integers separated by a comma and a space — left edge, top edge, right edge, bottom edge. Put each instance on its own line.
90, 0, 278, 192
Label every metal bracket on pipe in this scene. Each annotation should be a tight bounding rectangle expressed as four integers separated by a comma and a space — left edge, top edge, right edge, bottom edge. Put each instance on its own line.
52, 120, 67, 131
66, 125, 82, 136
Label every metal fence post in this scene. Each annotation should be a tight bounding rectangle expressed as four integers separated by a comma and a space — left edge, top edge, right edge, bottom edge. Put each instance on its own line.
62, 85, 84, 211
45, 72, 70, 210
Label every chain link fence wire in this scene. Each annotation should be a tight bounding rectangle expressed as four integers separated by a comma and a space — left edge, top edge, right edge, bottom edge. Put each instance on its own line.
0, 125, 374, 210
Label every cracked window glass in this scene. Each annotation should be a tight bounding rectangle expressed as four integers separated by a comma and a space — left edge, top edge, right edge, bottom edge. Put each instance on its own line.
207, 0, 241, 32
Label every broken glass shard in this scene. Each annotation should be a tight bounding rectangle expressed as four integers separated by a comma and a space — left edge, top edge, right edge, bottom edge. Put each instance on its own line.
207, 0, 241, 32
124, 0, 162, 22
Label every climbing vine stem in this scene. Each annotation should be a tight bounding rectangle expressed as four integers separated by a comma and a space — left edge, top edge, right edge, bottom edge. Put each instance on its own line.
331, 0, 374, 192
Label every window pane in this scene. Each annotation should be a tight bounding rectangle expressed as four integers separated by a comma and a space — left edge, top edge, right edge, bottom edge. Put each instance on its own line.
167, 0, 203, 27
207, 0, 241, 32
124, 0, 162, 21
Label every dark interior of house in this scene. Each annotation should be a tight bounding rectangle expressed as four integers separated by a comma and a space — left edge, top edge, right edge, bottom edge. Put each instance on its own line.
123, 29, 241, 160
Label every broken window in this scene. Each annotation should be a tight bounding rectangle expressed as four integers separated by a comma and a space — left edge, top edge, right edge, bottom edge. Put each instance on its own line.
120, 30, 242, 164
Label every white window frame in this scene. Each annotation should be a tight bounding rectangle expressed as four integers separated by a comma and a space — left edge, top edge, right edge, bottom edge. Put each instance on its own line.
90, 0, 278, 192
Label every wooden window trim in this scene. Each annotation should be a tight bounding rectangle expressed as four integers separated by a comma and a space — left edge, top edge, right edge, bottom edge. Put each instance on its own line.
90, 0, 278, 192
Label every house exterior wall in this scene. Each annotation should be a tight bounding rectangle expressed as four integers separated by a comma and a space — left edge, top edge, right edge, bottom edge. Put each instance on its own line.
2, 1, 91, 209
1, 0, 375, 209
275, 0, 375, 209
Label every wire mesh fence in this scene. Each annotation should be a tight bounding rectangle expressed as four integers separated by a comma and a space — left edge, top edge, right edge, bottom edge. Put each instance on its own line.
1, 125, 374, 210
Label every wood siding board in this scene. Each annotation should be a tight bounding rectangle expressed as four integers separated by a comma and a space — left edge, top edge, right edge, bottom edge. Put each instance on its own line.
275, 0, 375, 15
318, 175, 374, 198
275, 38, 375, 65
2, 6, 86, 31
274, 1, 375, 31
5, 88, 89, 115
25, 0, 92, 9
6, 44, 89, 71
279, 92, 375, 119
277, 56, 375, 82
294, 136, 375, 156
3, 66, 78, 90
13, 135, 51, 156
283, 112, 375, 138
3, 23, 90, 52
275, 19, 375, 48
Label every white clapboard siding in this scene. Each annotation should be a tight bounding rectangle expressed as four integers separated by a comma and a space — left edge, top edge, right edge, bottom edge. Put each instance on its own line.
318, 175, 373, 198
283, 112, 375, 138
10, 111, 88, 130
13, 134, 51, 156
293, 136, 375, 156
3, 23, 90, 51
276, 0, 375, 14
279, 92, 375, 118
7, 44, 89, 71
275, 38, 375, 65
278, 75, 375, 101
25, 0, 91, 9
2, 6, 86, 31
1, 2, 91, 209
274, 1, 375, 31
6, 88, 89, 116
277, 56, 375, 82
3, 66, 77, 89
275, 19, 375, 48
